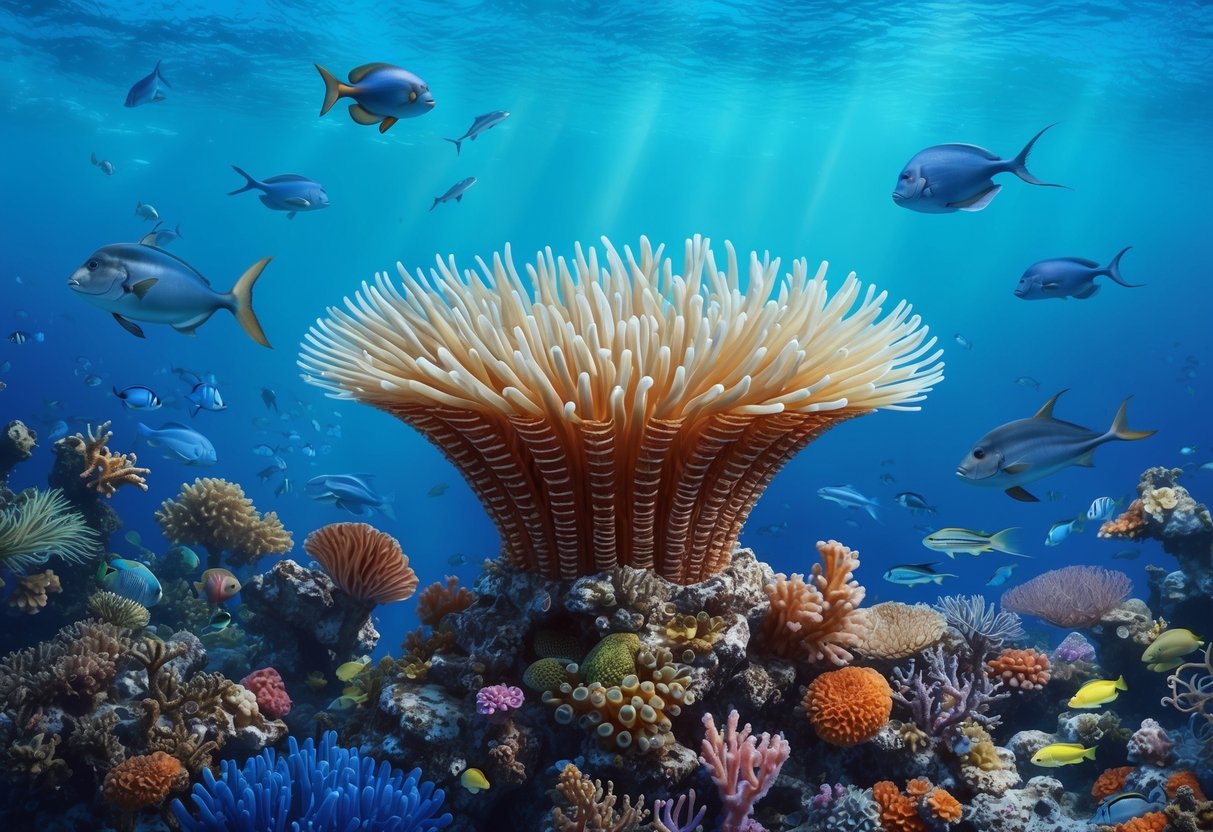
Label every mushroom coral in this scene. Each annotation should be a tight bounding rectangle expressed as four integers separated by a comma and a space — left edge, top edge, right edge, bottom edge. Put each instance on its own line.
155, 477, 293, 568
299, 235, 943, 583
303, 522, 418, 604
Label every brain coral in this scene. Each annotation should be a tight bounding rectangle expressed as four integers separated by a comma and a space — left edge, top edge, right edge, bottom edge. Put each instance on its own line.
299, 235, 943, 583
155, 477, 292, 568
303, 522, 418, 604
855, 602, 945, 660
582, 633, 641, 687
802, 666, 892, 746
103, 750, 189, 810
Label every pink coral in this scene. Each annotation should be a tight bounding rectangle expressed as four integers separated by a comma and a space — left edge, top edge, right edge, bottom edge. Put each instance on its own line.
239, 667, 291, 719
1127, 718, 1174, 767
476, 683, 524, 720
700, 709, 791, 832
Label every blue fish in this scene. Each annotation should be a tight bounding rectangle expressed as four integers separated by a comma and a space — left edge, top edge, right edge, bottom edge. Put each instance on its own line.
305, 474, 395, 519
1091, 789, 1166, 826
316, 62, 435, 133
97, 558, 163, 607
817, 484, 880, 521
147, 222, 183, 246
67, 238, 271, 346
113, 385, 162, 411
186, 382, 226, 417
892, 124, 1065, 213
986, 564, 1018, 586
135, 421, 216, 465
444, 110, 510, 155
228, 167, 330, 219
124, 60, 171, 108
430, 177, 477, 211
1014, 247, 1141, 300
47, 420, 69, 441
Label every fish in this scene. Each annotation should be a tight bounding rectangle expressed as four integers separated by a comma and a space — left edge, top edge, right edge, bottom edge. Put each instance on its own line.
754, 522, 787, 537
124, 60, 171, 107
274, 477, 292, 497
8, 331, 32, 345
953, 333, 973, 350
305, 474, 395, 519
1014, 247, 1140, 301
1180, 445, 1198, 455
327, 695, 364, 711
816, 485, 880, 521
91, 152, 115, 175
892, 124, 1065, 213
986, 564, 1018, 586
1141, 628, 1204, 672
203, 608, 233, 632
194, 568, 242, 603
228, 167, 330, 219
447, 553, 467, 566
186, 382, 226, 417
1111, 548, 1140, 560
47, 420, 69, 441
883, 563, 957, 587
879, 473, 896, 485
1015, 376, 1041, 391
1090, 789, 1167, 827
1067, 676, 1126, 709
252, 443, 280, 456
460, 768, 490, 794
956, 391, 1155, 502
0, 382, 6, 392
304, 671, 327, 690
83, 374, 103, 388
315, 62, 435, 132
444, 110, 510, 155
97, 558, 163, 607
134, 421, 217, 465
67, 238, 271, 346
894, 492, 936, 514
430, 177, 477, 211
1030, 743, 1095, 768
1086, 496, 1120, 523
427, 483, 449, 497
135, 201, 160, 221
1044, 516, 1084, 546
301, 444, 316, 458
167, 544, 200, 570
257, 461, 287, 481
922, 528, 1026, 558
261, 387, 278, 411
113, 385, 162, 411
335, 659, 371, 682
149, 222, 183, 246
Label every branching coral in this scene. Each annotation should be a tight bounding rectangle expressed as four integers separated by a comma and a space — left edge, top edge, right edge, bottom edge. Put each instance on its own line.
299, 235, 943, 583
762, 539, 865, 665
700, 709, 790, 832
550, 762, 647, 832
155, 477, 293, 568
6, 568, 61, 614
1163, 643, 1213, 735
802, 666, 892, 746
1001, 565, 1132, 628
653, 790, 707, 832
986, 648, 1051, 690
892, 645, 1009, 737
0, 488, 100, 573
62, 420, 149, 498
854, 602, 945, 660
416, 576, 476, 626
303, 521, 419, 604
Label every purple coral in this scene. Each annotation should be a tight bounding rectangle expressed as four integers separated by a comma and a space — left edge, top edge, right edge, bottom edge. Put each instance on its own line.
810, 783, 847, 809
891, 645, 1010, 737
475, 684, 524, 721
1052, 632, 1096, 663
653, 789, 708, 832
700, 709, 791, 832
1001, 565, 1131, 628
1127, 717, 1175, 767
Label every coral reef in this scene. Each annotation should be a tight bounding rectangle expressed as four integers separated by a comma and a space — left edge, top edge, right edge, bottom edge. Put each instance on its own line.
239, 667, 292, 719
86, 590, 150, 629
1164, 643, 1213, 735
5, 568, 61, 614
155, 477, 293, 568
1127, 718, 1175, 766
101, 750, 188, 811
700, 709, 790, 832
1001, 565, 1132, 627
1092, 765, 1134, 801
802, 666, 892, 746
892, 646, 1009, 737
854, 602, 946, 660
985, 647, 1051, 690
60, 421, 149, 498
418, 575, 477, 627
304, 521, 419, 604
761, 539, 865, 665
0, 488, 99, 573
549, 762, 647, 831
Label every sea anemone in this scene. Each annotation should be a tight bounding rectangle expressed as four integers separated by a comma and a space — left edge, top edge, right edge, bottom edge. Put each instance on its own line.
0, 488, 100, 573
299, 235, 943, 583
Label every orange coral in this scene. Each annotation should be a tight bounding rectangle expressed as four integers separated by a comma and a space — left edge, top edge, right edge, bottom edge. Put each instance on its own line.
873, 781, 928, 832
102, 750, 188, 810
1092, 766, 1134, 802
65, 421, 149, 498
905, 778, 932, 798
6, 569, 61, 614
874, 779, 961, 830
986, 647, 1051, 690
303, 522, 418, 605
1112, 812, 1166, 832
416, 576, 476, 626
925, 788, 963, 823
1166, 770, 1207, 801
762, 539, 865, 665
802, 666, 891, 746
1099, 499, 1147, 539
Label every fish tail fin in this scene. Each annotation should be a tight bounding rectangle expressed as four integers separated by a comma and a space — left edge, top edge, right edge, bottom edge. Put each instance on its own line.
1009, 123, 1068, 188
1108, 397, 1155, 441
91, 151, 98, 166
990, 527, 1026, 556
1084, 746, 1097, 761
445, 137, 462, 155
155, 59, 171, 88
865, 499, 881, 522
430, 197, 440, 212
229, 258, 272, 348
132, 423, 150, 448
227, 165, 261, 195
1103, 246, 1143, 287
316, 64, 354, 116
175, 223, 183, 238
379, 496, 396, 521
1115, 675, 1127, 691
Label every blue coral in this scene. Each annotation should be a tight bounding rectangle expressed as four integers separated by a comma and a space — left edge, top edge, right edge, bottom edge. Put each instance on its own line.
171, 731, 452, 832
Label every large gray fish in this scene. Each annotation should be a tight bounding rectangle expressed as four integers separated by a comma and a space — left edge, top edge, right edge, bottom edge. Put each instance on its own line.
957, 390, 1155, 501
892, 124, 1065, 213
134, 421, 216, 465
430, 177, 476, 211
305, 474, 395, 519
67, 237, 271, 346
1014, 247, 1141, 300
228, 166, 330, 219
315, 62, 435, 133
125, 60, 170, 107
444, 110, 510, 155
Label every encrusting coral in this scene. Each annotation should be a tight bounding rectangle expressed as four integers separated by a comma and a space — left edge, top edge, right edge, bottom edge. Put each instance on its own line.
299, 235, 943, 583
854, 601, 946, 660
155, 477, 293, 568
986, 647, 1051, 690
761, 538, 865, 665
416, 575, 477, 626
1092, 765, 1134, 802
303, 521, 419, 604
61, 420, 149, 498
802, 666, 893, 746
5, 568, 61, 614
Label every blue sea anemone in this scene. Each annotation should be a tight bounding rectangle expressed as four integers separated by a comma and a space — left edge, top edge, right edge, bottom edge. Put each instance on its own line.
171, 731, 452, 832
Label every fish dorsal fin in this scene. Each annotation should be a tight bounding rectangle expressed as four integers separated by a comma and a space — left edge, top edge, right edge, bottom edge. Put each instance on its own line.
934, 142, 1001, 160
264, 174, 314, 183
911, 562, 939, 571
160, 421, 192, 430
138, 231, 158, 246
1034, 389, 1070, 419
348, 62, 393, 84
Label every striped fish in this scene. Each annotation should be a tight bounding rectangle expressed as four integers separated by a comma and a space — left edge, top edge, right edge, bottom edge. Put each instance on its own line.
97, 558, 162, 607
1087, 496, 1119, 523
922, 527, 1028, 558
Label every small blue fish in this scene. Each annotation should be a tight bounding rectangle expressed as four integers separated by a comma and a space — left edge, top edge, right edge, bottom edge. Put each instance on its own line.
1090, 789, 1166, 826
134, 421, 216, 465
1180, 445, 1198, 456
114, 385, 162, 411
252, 443, 280, 456
306, 474, 395, 519
97, 558, 163, 607
203, 608, 233, 633
48, 420, 69, 441
954, 333, 973, 350
8, 331, 33, 345
228, 167, 330, 219
986, 564, 1018, 586
125, 60, 171, 107
893, 124, 1065, 213
91, 152, 115, 175
1014, 247, 1141, 300
316, 62, 435, 133
430, 177, 477, 211
817, 485, 880, 521
1086, 496, 1119, 523
444, 110, 510, 155
186, 382, 226, 417
83, 374, 103, 388
1045, 516, 1084, 546
883, 563, 957, 587
1015, 376, 1041, 391
148, 222, 183, 246
894, 492, 936, 514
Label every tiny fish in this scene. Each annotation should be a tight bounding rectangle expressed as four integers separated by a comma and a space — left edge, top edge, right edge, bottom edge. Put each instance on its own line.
1180, 445, 1198, 456
302, 444, 316, 457
203, 608, 233, 632
460, 768, 490, 794
1111, 548, 1139, 561
1044, 516, 1084, 546
923, 528, 1025, 558
48, 420, 69, 441
261, 387, 278, 411
252, 443, 279, 456
817, 485, 880, 521
186, 382, 226, 417
149, 222, 183, 246
1015, 376, 1041, 391
91, 152, 115, 175
257, 459, 287, 481
986, 564, 1017, 586
125, 60, 170, 107
1067, 676, 1126, 709
879, 473, 896, 485
883, 563, 957, 587
1014, 247, 1140, 301
430, 177, 477, 211
83, 375, 103, 387
447, 553, 466, 566
8, 331, 32, 344
327, 695, 364, 711
228, 167, 330, 220
166, 544, 200, 570
135, 201, 160, 221
444, 110, 510, 155
114, 385, 161, 410
306, 474, 394, 519
754, 522, 787, 537
953, 333, 973, 350
304, 671, 327, 690
335, 659, 370, 682
275, 477, 292, 497
194, 568, 242, 603
1086, 496, 1119, 523
316, 62, 435, 133
427, 483, 449, 497
1030, 743, 1095, 768
894, 492, 936, 514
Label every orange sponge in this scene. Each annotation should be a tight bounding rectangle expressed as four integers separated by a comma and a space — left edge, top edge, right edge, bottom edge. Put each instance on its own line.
1092, 766, 1134, 803
802, 666, 892, 747
102, 751, 188, 811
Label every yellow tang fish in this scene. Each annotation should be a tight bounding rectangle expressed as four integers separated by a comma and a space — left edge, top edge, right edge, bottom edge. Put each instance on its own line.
1142, 629, 1204, 672
1031, 743, 1095, 768
336, 659, 371, 682
304, 671, 327, 690
327, 695, 365, 711
461, 767, 490, 794
1067, 676, 1126, 709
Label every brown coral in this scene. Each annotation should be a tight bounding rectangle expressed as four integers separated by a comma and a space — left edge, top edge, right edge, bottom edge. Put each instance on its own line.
1167, 770, 1207, 802
1092, 766, 1134, 802
986, 648, 1051, 690
303, 522, 418, 604
416, 576, 476, 626
155, 477, 293, 568
550, 762, 648, 832
762, 539, 865, 665
1099, 499, 1147, 539
63, 421, 149, 497
102, 750, 189, 811
802, 666, 892, 746
298, 236, 943, 583
663, 609, 728, 655
854, 602, 945, 660
6, 569, 61, 614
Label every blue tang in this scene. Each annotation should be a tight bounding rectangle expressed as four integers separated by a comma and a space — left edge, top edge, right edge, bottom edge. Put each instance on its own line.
1091, 789, 1166, 826
431, 177, 477, 211
186, 382, 226, 417
125, 60, 171, 107
445, 111, 510, 155
135, 421, 217, 465
1014, 247, 1141, 300
315, 62, 435, 133
892, 124, 1065, 213
67, 238, 271, 346
986, 564, 1018, 586
113, 385, 161, 411
97, 558, 163, 607
305, 474, 395, 519
228, 166, 330, 219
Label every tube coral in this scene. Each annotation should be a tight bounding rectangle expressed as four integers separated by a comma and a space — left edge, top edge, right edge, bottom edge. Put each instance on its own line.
303, 522, 418, 604
299, 235, 943, 583
762, 539, 866, 665
155, 477, 293, 568
700, 709, 791, 832
0, 488, 100, 573
1001, 565, 1131, 628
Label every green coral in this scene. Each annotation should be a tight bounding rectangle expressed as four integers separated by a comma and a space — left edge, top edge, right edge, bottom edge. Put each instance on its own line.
87, 591, 150, 629
582, 633, 640, 687
524, 658, 572, 693
533, 628, 585, 663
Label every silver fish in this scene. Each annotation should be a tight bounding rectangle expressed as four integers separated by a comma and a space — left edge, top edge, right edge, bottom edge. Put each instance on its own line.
125, 60, 170, 107
135, 421, 216, 465
91, 152, 115, 175
444, 110, 510, 155
228, 167, 330, 219
817, 484, 880, 521
430, 177, 477, 211
135, 201, 160, 221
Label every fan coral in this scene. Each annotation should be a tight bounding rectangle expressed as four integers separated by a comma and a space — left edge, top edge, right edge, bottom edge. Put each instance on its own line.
854, 602, 945, 660
476, 683, 524, 718
802, 666, 893, 746
299, 235, 943, 583
1092, 766, 1134, 802
700, 709, 791, 832
416, 576, 477, 626
62, 421, 149, 497
155, 477, 293, 568
87, 590, 151, 629
0, 488, 99, 573
1166, 770, 1207, 801
1001, 565, 1132, 628
762, 539, 866, 665
550, 762, 648, 832
303, 521, 418, 604
986, 648, 1051, 690
239, 667, 292, 719
102, 750, 189, 811
6, 568, 61, 614
172, 731, 451, 831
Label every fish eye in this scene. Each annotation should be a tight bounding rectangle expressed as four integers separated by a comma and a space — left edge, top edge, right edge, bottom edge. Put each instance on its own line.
973, 448, 986, 459
87, 259, 99, 270
409, 90, 418, 102
901, 172, 911, 180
